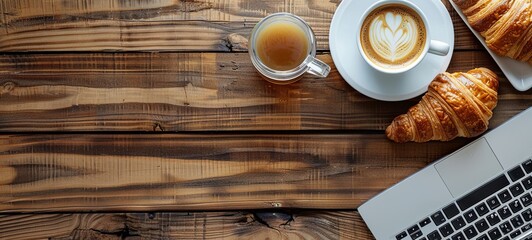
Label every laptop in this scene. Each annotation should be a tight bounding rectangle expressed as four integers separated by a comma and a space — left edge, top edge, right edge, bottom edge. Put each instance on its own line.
359, 107, 532, 240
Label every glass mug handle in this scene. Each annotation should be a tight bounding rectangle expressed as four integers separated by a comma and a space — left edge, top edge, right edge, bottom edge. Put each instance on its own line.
305, 55, 331, 78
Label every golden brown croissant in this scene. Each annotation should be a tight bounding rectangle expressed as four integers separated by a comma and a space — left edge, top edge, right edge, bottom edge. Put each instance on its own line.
453, 0, 532, 64
386, 68, 499, 143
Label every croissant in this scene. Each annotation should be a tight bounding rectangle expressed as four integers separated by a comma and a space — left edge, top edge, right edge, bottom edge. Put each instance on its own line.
386, 68, 499, 143
453, 0, 532, 64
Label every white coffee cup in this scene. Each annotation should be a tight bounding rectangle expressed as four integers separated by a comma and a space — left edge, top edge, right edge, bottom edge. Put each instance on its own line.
357, 0, 450, 74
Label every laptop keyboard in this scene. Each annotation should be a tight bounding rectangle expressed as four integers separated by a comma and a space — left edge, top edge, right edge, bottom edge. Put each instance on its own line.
396, 157, 532, 240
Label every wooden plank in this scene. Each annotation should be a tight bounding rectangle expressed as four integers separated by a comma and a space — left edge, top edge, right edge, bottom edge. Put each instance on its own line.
0, 214, 126, 240
0, 133, 470, 212
0, 0, 480, 52
0, 52, 528, 132
127, 211, 369, 239
0, 211, 370, 240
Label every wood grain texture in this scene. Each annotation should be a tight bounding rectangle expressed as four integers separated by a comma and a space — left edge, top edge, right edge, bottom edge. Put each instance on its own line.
0, 133, 470, 212
0, 211, 369, 240
0, 214, 126, 240
0, 0, 480, 52
1, 52, 529, 132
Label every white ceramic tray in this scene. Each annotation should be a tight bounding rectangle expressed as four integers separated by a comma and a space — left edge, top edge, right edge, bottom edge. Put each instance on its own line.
449, 1, 532, 91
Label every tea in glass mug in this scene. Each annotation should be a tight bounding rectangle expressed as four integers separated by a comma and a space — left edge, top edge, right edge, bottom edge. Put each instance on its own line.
249, 13, 330, 84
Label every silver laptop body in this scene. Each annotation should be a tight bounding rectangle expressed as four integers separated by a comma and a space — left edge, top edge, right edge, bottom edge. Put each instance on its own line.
359, 107, 532, 240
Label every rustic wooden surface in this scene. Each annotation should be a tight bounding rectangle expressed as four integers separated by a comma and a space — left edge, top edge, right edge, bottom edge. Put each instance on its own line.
0, 52, 530, 132
0, 0, 531, 239
0, 211, 367, 240
0, 0, 481, 51
0, 134, 470, 212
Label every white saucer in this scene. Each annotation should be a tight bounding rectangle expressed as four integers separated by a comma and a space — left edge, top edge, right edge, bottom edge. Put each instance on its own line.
329, 0, 454, 101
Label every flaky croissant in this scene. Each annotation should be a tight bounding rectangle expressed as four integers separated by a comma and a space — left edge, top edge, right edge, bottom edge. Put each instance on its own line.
453, 0, 532, 64
386, 68, 499, 143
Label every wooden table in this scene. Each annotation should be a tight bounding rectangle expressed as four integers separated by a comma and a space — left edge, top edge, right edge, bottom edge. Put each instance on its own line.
0, 0, 530, 239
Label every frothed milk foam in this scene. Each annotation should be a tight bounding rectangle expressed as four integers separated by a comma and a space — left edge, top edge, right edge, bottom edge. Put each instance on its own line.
360, 4, 426, 69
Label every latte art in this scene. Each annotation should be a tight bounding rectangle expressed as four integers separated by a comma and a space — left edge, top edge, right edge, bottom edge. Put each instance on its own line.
360, 4, 426, 69
370, 12, 418, 61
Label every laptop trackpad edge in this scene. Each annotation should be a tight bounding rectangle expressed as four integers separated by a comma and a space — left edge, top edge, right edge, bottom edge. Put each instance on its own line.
435, 138, 502, 198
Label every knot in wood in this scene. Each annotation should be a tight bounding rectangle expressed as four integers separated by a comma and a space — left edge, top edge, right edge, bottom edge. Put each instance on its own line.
253, 211, 294, 229
2, 81, 15, 93
224, 33, 248, 51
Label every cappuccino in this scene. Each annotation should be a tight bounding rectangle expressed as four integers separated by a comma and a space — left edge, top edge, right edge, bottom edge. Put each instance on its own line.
360, 4, 426, 69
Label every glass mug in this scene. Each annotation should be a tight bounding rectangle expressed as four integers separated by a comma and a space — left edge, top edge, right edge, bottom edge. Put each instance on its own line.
249, 13, 331, 84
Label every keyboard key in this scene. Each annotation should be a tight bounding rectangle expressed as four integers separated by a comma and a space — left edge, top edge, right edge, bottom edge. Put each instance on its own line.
510, 183, 525, 197
465, 209, 478, 223
419, 238, 427, 240
522, 159, 532, 174
511, 215, 524, 228
509, 166, 525, 181
498, 190, 512, 203
445, 203, 461, 219
499, 206, 513, 219
476, 203, 490, 216
408, 225, 420, 234
475, 219, 490, 233
510, 229, 521, 238
510, 200, 524, 213
452, 216, 467, 231
488, 228, 502, 239
452, 232, 466, 240
427, 230, 442, 240
396, 231, 408, 240
500, 237, 509, 240
457, 175, 510, 211
522, 177, 532, 190
522, 208, 532, 221
440, 223, 454, 237
522, 223, 532, 232
432, 211, 447, 226
411, 230, 423, 239
464, 225, 478, 239
499, 221, 513, 234
420, 217, 431, 227
487, 212, 501, 226
476, 234, 489, 240
521, 193, 532, 207
487, 196, 501, 210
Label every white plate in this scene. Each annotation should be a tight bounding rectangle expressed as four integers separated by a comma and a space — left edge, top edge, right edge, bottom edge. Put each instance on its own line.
449, 1, 532, 91
329, 0, 454, 101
